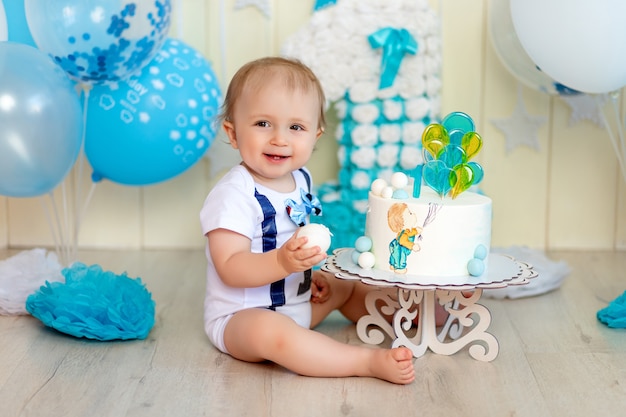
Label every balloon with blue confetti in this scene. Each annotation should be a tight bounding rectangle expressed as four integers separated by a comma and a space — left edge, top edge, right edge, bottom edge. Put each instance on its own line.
24, 0, 171, 85
85, 38, 223, 186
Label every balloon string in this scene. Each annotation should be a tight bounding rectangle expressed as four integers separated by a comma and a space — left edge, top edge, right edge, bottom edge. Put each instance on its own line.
175, 0, 184, 39
598, 92, 626, 183
218, 0, 227, 90
71, 85, 91, 263
40, 194, 62, 266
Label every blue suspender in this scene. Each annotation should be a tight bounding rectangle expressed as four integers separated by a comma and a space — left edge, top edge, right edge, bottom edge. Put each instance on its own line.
254, 170, 313, 309
254, 189, 285, 309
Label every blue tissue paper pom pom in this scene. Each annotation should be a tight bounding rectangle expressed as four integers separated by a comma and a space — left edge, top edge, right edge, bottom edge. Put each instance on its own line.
26, 263, 156, 341
597, 290, 626, 328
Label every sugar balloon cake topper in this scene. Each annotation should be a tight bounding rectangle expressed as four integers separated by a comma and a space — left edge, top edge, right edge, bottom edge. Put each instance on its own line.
421, 112, 484, 199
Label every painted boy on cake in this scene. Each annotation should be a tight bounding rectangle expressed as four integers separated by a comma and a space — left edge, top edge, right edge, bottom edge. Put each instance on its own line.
387, 203, 422, 273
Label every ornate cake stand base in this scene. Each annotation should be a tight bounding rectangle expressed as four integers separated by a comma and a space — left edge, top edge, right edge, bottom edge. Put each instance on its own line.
357, 287, 498, 362
322, 248, 538, 362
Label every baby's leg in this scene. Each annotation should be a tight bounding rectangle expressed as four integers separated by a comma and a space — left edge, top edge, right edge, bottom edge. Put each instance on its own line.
223, 308, 415, 384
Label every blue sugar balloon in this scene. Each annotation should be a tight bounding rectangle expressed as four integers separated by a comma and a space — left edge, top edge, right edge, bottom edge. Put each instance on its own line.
474, 244, 488, 260
467, 258, 485, 277
392, 189, 409, 199
354, 236, 373, 252
351, 249, 361, 264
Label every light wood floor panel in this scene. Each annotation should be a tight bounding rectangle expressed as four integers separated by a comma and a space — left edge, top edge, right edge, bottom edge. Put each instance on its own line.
1, 249, 625, 416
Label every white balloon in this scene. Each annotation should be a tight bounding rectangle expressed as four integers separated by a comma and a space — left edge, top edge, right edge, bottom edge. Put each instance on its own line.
0, 2, 7, 41
511, 0, 626, 94
488, 0, 579, 95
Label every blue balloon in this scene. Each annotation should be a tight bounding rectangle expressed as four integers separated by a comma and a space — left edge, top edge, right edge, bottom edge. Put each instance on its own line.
85, 38, 223, 186
0, 2, 7, 41
24, 0, 171, 84
1, 0, 36, 46
0, 42, 83, 197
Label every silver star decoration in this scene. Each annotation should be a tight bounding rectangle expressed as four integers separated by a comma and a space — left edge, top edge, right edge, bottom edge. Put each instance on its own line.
491, 88, 547, 153
234, 0, 271, 18
560, 93, 607, 129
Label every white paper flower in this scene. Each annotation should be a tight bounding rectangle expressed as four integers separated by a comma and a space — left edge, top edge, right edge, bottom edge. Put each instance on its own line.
353, 200, 369, 213
379, 123, 402, 143
405, 97, 431, 121
349, 81, 378, 103
337, 145, 347, 166
376, 144, 399, 167
334, 100, 348, 119
350, 146, 376, 169
382, 99, 403, 121
334, 123, 344, 141
400, 146, 423, 170
351, 171, 372, 189
351, 103, 380, 124
402, 121, 426, 144
351, 124, 379, 147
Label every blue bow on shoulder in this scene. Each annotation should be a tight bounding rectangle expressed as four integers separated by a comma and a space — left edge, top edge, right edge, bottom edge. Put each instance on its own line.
285, 189, 322, 227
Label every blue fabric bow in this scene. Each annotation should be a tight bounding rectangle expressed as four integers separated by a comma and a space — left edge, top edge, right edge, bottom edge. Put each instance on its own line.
285, 188, 322, 227
368, 27, 418, 89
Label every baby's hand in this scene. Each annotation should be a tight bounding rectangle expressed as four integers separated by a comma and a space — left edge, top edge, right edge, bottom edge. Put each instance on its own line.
311, 271, 331, 303
277, 232, 327, 274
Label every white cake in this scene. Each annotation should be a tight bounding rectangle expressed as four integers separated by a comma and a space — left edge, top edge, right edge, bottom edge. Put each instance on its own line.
355, 178, 492, 279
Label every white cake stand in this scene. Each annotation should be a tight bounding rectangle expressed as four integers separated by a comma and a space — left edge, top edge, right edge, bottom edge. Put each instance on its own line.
322, 248, 538, 362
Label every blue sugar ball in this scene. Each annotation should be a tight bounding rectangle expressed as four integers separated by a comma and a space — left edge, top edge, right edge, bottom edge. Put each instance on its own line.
351, 249, 361, 264
392, 189, 409, 199
467, 258, 485, 277
354, 236, 373, 252
474, 244, 488, 260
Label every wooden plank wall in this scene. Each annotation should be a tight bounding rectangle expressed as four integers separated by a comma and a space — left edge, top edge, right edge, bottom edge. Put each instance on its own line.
0, 0, 624, 251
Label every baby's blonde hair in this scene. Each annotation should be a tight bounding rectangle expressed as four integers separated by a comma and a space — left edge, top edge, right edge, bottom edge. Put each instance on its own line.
219, 56, 326, 132
387, 203, 408, 233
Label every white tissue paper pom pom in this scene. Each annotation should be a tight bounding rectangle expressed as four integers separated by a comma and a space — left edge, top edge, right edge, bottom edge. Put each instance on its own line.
351, 103, 380, 124
405, 97, 431, 121
337, 145, 347, 167
297, 224, 332, 253
377, 84, 399, 100
351, 171, 372, 189
350, 147, 376, 169
370, 178, 387, 195
0, 249, 64, 315
426, 75, 442, 97
383, 99, 403, 121
379, 124, 402, 143
391, 172, 409, 189
334, 100, 348, 119
334, 123, 345, 141
349, 81, 378, 103
400, 147, 424, 170
351, 124, 378, 147
402, 121, 426, 144
353, 200, 369, 213
377, 144, 399, 167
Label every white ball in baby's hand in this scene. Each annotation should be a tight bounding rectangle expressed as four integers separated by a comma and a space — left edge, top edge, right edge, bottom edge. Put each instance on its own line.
297, 224, 332, 253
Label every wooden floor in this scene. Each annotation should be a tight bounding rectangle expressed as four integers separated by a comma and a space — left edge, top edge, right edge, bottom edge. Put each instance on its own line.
0, 249, 625, 417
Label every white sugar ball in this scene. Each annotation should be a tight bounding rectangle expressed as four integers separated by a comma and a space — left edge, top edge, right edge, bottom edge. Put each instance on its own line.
370, 178, 387, 196
381, 186, 394, 199
358, 251, 376, 269
391, 172, 409, 189
297, 224, 332, 253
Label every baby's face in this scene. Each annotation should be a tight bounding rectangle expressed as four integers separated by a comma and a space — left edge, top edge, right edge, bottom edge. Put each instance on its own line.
402, 207, 418, 228
227, 77, 321, 189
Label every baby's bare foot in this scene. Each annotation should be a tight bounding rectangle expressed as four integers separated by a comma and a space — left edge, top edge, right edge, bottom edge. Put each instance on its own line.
369, 347, 415, 384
